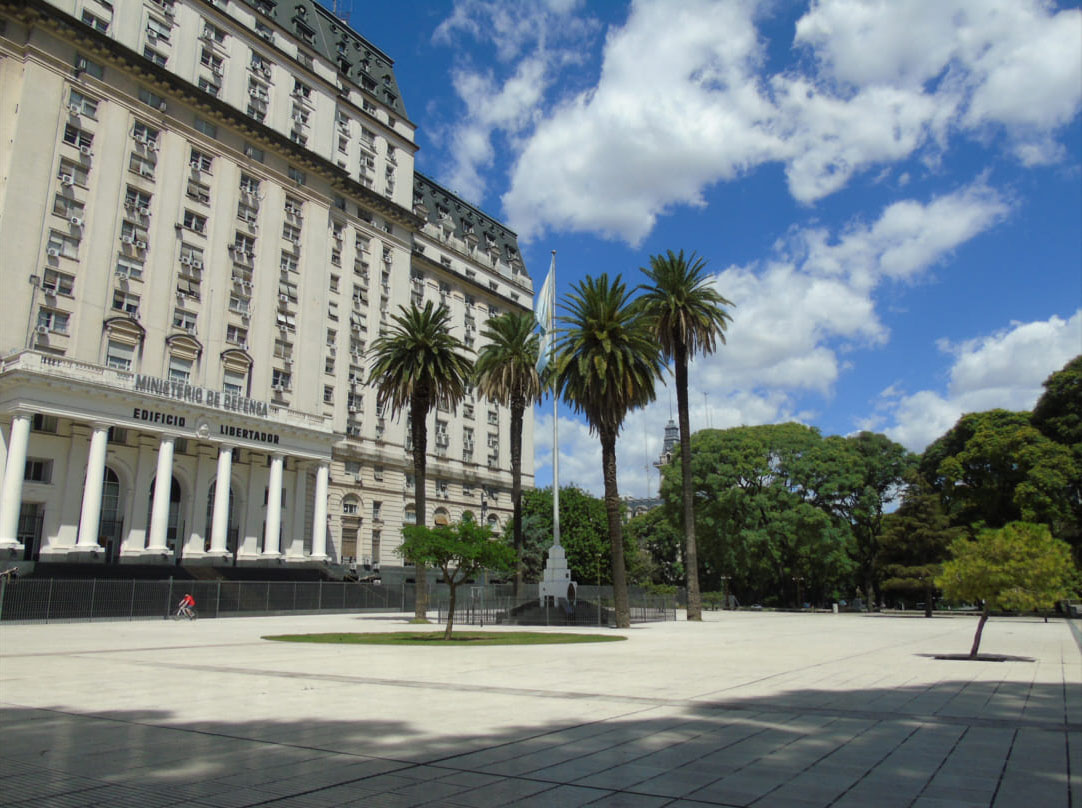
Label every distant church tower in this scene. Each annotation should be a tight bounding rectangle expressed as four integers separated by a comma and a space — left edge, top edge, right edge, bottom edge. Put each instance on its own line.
651, 418, 680, 494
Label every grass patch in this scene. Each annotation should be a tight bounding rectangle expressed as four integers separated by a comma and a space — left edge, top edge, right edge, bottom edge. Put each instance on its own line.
263, 631, 626, 646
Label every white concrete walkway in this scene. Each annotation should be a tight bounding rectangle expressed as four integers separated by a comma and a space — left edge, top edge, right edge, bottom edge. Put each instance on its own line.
0, 611, 1078, 807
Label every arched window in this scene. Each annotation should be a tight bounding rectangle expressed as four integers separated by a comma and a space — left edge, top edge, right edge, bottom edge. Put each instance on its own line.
403, 505, 416, 525
433, 507, 450, 526
342, 494, 359, 515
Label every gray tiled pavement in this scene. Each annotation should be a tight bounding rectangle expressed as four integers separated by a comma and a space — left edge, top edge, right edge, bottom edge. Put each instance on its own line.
0, 611, 1078, 807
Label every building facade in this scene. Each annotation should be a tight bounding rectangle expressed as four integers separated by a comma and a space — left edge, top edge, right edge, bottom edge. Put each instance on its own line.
0, 0, 534, 577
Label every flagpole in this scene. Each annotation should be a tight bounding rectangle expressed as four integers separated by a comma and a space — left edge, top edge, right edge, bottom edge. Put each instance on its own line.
551, 250, 560, 548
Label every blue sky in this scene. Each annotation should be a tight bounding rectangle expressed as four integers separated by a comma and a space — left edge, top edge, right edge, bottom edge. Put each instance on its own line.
340, 0, 1082, 498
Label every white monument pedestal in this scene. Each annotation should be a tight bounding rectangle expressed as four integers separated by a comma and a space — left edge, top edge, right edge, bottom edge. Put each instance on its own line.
539, 543, 577, 607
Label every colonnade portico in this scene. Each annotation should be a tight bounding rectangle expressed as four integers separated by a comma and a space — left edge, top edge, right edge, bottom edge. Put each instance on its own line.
0, 406, 333, 566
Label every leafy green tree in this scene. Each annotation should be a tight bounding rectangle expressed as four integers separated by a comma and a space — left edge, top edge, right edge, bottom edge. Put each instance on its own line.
638, 250, 733, 621
879, 476, 961, 616
831, 432, 915, 609
1032, 355, 1082, 552
474, 312, 542, 595
624, 507, 684, 587
367, 302, 472, 620
555, 275, 665, 627
1032, 355, 1082, 446
398, 516, 516, 639
661, 424, 856, 606
920, 409, 1078, 536
515, 485, 627, 585
936, 522, 1078, 657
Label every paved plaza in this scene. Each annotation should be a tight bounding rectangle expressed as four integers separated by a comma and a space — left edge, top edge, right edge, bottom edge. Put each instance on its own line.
0, 610, 1078, 807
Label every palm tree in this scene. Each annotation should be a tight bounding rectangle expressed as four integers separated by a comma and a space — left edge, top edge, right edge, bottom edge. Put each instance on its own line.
367, 301, 472, 620
474, 312, 542, 595
638, 250, 732, 621
555, 274, 665, 628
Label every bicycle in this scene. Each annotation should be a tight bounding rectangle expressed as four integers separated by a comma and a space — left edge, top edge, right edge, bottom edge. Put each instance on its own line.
172, 605, 197, 621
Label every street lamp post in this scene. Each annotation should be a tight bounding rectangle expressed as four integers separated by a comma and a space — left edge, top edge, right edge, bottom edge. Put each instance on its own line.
719, 575, 731, 611
792, 576, 805, 610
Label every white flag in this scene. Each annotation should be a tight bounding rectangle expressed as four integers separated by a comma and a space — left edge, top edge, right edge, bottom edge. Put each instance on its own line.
534, 253, 555, 332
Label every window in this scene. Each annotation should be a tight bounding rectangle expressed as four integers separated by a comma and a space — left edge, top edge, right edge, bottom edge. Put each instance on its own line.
234, 233, 255, 254
223, 368, 247, 395
342, 497, 358, 515
46, 230, 79, 259
68, 89, 99, 117
138, 86, 166, 110
32, 414, 59, 433
323, 385, 334, 404
250, 51, 270, 75
274, 339, 292, 359
282, 223, 301, 244
179, 243, 204, 266
344, 461, 362, 476
290, 104, 309, 127
254, 20, 274, 41
246, 99, 267, 122
129, 152, 156, 179
37, 308, 70, 333
183, 210, 207, 234
172, 309, 197, 330
292, 79, 311, 100
194, 117, 217, 138
276, 311, 296, 331
63, 124, 93, 151
81, 10, 109, 32
132, 121, 160, 147
280, 252, 298, 273
228, 295, 250, 315
373, 466, 384, 481
168, 355, 192, 382
327, 301, 339, 321
74, 54, 104, 79
197, 77, 220, 97
105, 340, 135, 370
288, 166, 306, 185
279, 277, 297, 302
237, 201, 258, 223
202, 21, 225, 44
272, 368, 291, 389
120, 220, 149, 247
329, 273, 339, 292
112, 290, 140, 315
124, 187, 153, 212
186, 180, 210, 204
146, 16, 171, 43
42, 269, 75, 296
225, 324, 247, 345
324, 357, 335, 374
116, 256, 144, 281
143, 46, 168, 67
52, 195, 85, 221
372, 501, 382, 521
58, 159, 89, 187
24, 459, 53, 484
189, 148, 213, 172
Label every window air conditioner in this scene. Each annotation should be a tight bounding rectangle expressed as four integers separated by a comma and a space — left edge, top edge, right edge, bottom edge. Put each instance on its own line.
68, 103, 81, 116
137, 206, 150, 216
121, 236, 135, 245
115, 269, 129, 279
284, 357, 293, 366
158, 101, 168, 112
180, 255, 191, 265
79, 145, 93, 156
192, 260, 203, 270
61, 175, 75, 186
272, 383, 284, 392
36, 325, 50, 335
70, 217, 84, 227
139, 167, 154, 177
185, 325, 197, 335
135, 240, 147, 249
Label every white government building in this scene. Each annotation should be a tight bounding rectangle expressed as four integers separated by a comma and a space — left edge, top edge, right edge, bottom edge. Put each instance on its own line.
0, 0, 535, 578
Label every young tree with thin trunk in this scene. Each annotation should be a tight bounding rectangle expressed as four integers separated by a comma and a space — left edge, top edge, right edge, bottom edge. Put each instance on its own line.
399, 516, 516, 639
638, 250, 732, 620
936, 522, 1077, 657
474, 312, 542, 595
367, 301, 472, 621
555, 274, 665, 628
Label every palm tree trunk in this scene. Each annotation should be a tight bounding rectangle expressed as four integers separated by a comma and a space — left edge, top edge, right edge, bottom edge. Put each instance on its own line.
412, 391, 428, 622
675, 344, 702, 621
600, 427, 630, 628
510, 396, 524, 597
445, 579, 456, 640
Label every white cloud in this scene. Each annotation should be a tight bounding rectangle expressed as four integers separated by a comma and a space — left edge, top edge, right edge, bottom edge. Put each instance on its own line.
535, 181, 1014, 494
453, 0, 1081, 243
880, 310, 1082, 450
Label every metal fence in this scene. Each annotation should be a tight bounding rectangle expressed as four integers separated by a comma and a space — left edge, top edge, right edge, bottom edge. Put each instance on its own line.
435, 584, 678, 627
0, 578, 413, 623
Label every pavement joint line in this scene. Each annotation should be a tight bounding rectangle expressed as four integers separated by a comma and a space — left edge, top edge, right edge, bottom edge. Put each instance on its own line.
903, 724, 971, 807
988, 727, 1019, 808
819, 720, 926, 808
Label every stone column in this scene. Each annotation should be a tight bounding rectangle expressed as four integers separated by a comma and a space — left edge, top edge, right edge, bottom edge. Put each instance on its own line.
0, 413, 31, 549
288, 462, 308, 558
53, 423, 91, 549
187, 445, 215, 558
75, 424, 110, 550
125, 435, 157, 554
209, 446, 232, 555
310, 462, 329, 560
240, 456, 264, 559
146, 436, 175, 554
262, 453, 284, 557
